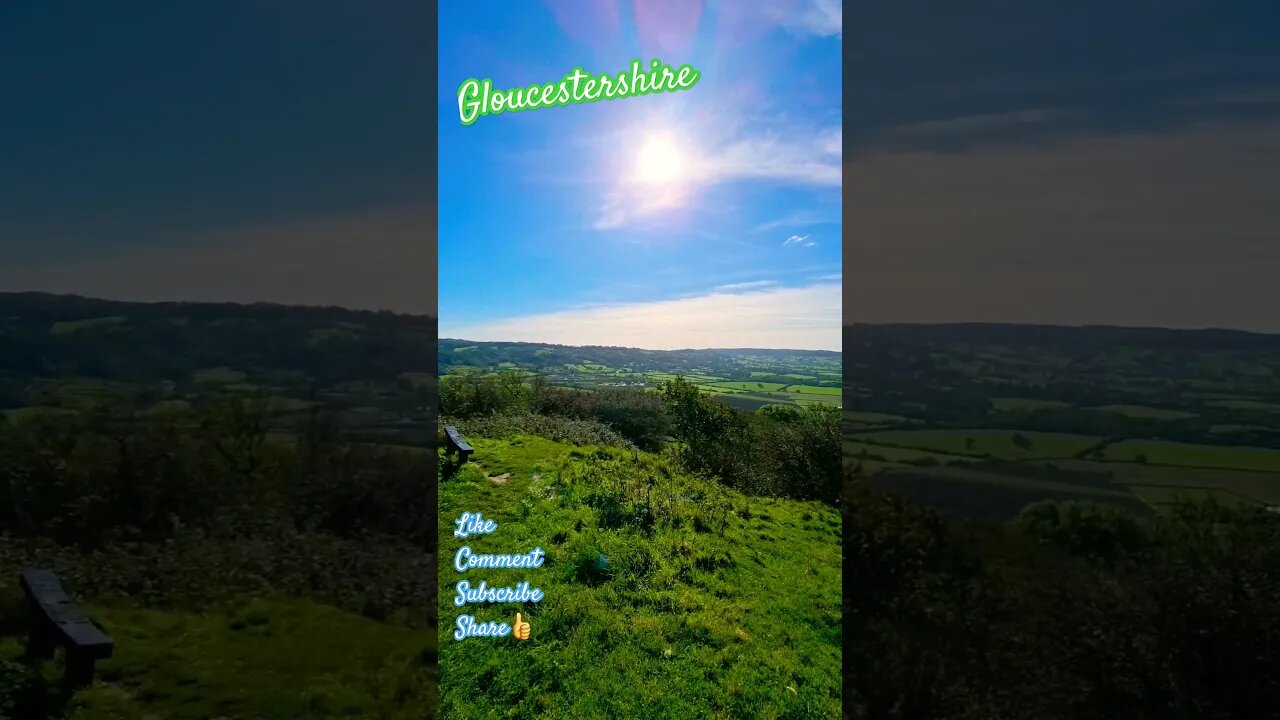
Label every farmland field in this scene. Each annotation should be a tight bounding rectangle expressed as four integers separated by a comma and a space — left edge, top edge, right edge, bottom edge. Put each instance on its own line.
1099, 439, 1280, 473
855, 429, 1103, 461
845, 324, 1280, 520
439, 338, 841, 410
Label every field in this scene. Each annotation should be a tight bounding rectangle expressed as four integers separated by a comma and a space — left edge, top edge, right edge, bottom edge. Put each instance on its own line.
438, 434, 841, 719
845, 324, 1280, 520
439, 338, 841, 411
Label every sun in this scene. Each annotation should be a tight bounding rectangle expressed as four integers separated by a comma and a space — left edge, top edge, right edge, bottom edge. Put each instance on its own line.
633, 134, 685, 185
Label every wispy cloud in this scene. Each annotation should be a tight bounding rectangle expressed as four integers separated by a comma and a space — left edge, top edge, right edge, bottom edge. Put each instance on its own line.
592, 124, 842, 230
440, 282, 840, 351
784, 234, 816, 247
751, 210, 838, 233
714, 279, 778, 292
812, 272, 841, 281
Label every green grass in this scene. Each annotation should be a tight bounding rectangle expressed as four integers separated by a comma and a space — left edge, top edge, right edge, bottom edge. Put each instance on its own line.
647, 373, 723, 384
49, 316, 126, 335
883, 464, 1137, 500
51, 598, 432, 719
1085, 404, 1198, 420
854, 429, 1103, 461
716, 390, 840, 410
1210, 424, 1277, 434
705, 381, 787, 392
785, 385, 842, 396
843, 439, 976, 465
1206, 399, 1280, 412
842, 411, 911, 425
439, 436, 841, 719
1101, 439, 1280, 473
991, 397, 1071, 411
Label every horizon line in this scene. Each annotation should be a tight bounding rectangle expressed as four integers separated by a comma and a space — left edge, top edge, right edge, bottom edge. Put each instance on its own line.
440, 337, 842, 353
6, 291, 1278, 340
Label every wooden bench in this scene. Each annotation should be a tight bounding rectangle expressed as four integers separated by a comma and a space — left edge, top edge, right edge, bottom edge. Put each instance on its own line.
443, 425, 473, 462
19, 569, 114, 689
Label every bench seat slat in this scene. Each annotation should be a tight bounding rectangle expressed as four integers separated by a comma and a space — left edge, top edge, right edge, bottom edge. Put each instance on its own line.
20, 569, 114, 658
444, 426, 473, 454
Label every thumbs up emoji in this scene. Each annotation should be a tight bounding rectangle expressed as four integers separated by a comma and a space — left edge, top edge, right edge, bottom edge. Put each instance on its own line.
513, 612, 530, 641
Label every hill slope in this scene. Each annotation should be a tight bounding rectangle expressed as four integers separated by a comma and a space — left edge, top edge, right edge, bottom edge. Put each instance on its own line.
437, 433, 841, 719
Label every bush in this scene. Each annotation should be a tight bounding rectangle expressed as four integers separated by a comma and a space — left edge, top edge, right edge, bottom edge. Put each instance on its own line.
443, 412, 632, 448
0, 400, 432, 547
845, 471, 1280, 719
1013, 500, 1150, 561
438, 368, 530, 418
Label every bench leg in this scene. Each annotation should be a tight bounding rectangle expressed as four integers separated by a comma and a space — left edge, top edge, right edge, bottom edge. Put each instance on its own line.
24, 623, 55, 661
64, 653, 98, 689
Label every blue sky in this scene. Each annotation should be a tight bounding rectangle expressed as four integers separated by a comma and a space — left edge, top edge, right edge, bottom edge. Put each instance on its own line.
438, 0, 842, 350
0, 1, 435, 312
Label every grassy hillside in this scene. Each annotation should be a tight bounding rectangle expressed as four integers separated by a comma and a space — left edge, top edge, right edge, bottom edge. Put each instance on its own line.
438, 434, 841, 719
0, 599, 432, 720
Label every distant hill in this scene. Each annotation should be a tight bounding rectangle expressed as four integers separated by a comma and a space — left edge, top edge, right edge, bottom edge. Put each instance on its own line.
439, 338, 840, 376
0, 292, 436, 402
844, 322, 1280, 352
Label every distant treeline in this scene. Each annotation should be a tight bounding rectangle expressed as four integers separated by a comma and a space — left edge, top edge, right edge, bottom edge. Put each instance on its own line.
440, 370, 841, 504
438, 337, 840, 381
0, 292, 436, 397
846, 322, 1280, 353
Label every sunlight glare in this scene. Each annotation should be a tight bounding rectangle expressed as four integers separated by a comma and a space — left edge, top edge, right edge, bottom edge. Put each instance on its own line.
634, 134, 685, 185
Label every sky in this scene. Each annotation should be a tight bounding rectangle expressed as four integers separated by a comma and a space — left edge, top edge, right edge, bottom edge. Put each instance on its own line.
7, 1, 1277, 338
0, 1, 437, 313
846, 1, 1280, 332
437, 0, 843, 351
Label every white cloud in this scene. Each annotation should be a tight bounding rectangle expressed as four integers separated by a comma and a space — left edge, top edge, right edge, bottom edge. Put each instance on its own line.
784, 234, 816, 247
751, 210, 838, 233
440, 282, 840, 351
714, 279, 777, 291
593, 125, 842, 230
